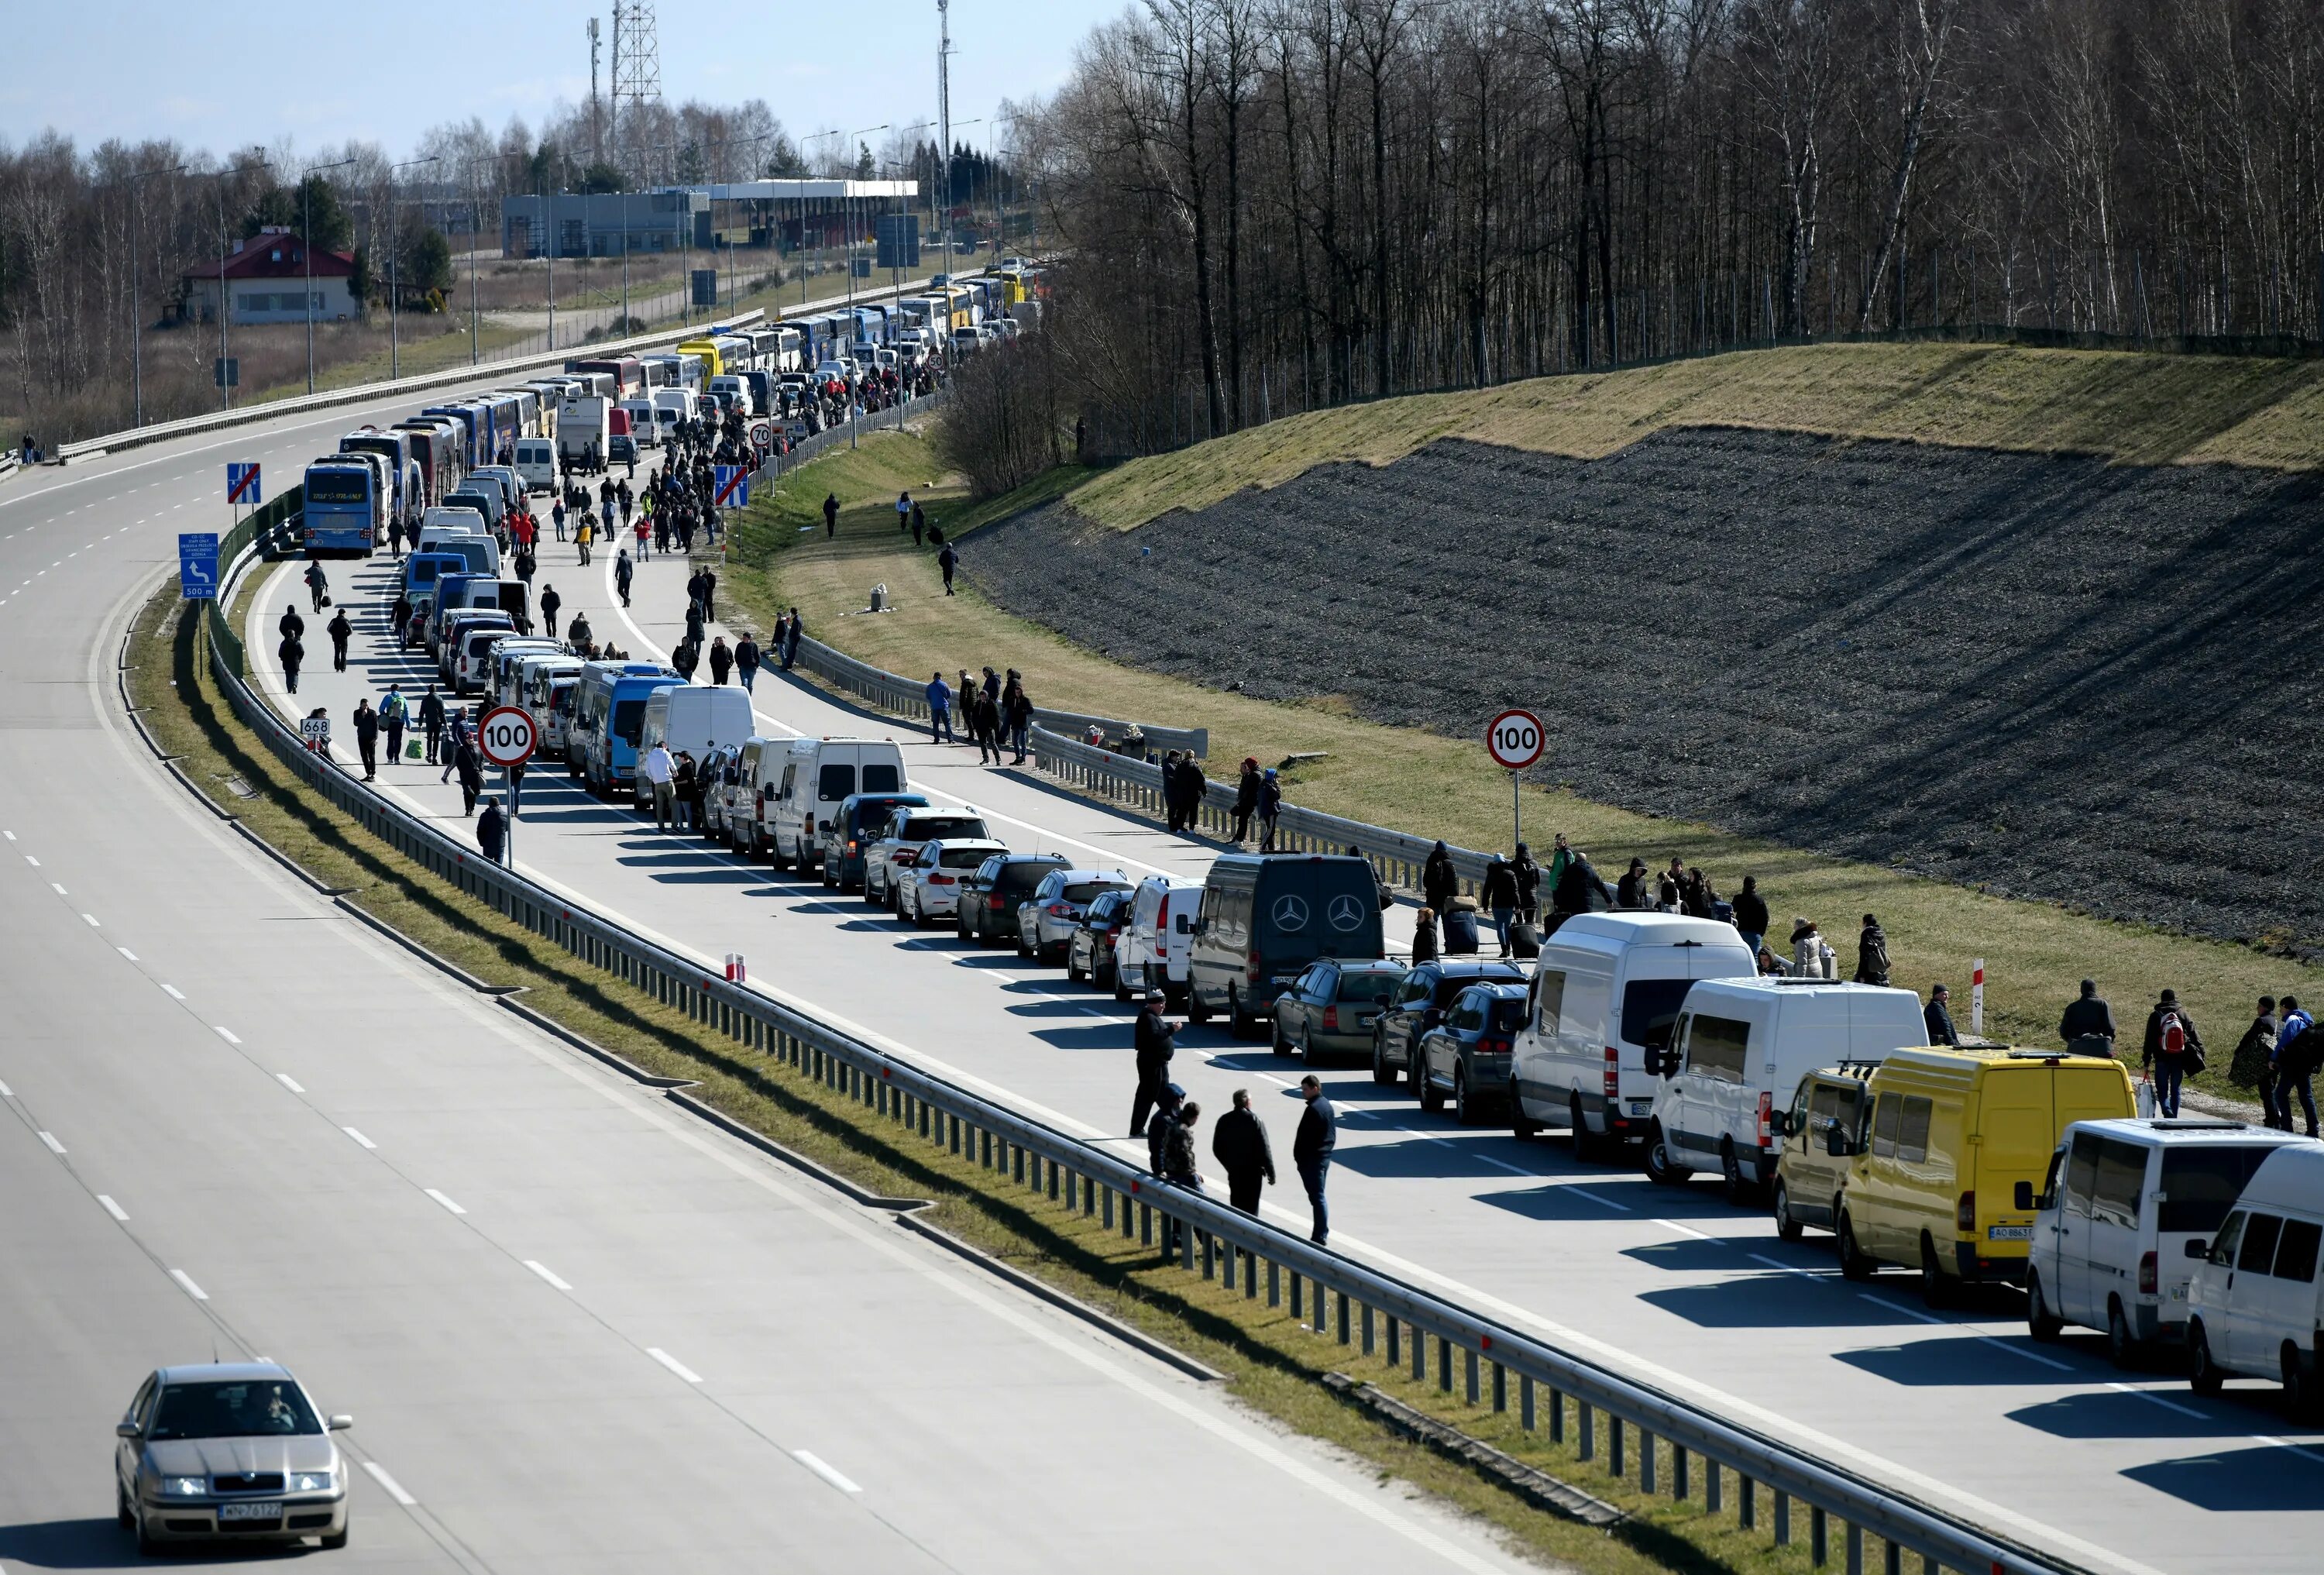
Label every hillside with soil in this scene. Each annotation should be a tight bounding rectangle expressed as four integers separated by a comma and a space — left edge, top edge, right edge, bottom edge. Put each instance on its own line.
964, 428, 2324, 956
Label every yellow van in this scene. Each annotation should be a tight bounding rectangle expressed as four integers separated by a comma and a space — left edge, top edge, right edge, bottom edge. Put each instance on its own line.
675, 339, 724, 380
1834, 1047, 2133, 1304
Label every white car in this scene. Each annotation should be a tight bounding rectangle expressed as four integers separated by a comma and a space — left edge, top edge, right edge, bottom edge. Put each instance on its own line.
1114, 875, 1202, 1006
900, 838, 1009, 927
864, 807, 992, 908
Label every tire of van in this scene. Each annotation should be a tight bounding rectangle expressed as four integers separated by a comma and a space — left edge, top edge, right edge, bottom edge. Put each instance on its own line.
1643, 1125, 1690, 1185
1511, 1090, 1539, 1141
1719, 1140, 1758, 1205
1838, 1214, 1874, 1281
2026, 1273, 2063, 1342
2283, 1343, 2319, 1422
1918, 1236, 1953, 1308
1569, 1095, 1607, 1163
1229, 989, 1259, 1041
2106, 1297, 2141, 1369
1188, 987, 1211, 1026
2187, 1322, 2223, 1396
772, 836, 794, 872
1772, 1182, 1803, 1243
1113, 969, 1133, 1005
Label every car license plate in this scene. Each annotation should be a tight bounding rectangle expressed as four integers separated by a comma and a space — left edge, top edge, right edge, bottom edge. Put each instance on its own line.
2169, 1284, 2188, 1301
218, 1502, 282, 1522
1987, 1224, 2033, 1241
1628, 1100, 1652, 1116
1357, 1015, 1377, 1028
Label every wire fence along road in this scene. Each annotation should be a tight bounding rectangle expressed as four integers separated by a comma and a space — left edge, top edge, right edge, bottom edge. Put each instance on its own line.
190, 500, 2092, 1575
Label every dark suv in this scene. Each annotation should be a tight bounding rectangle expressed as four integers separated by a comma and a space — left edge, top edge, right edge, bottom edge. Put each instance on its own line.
1371, 958, 1528, 1087
1415, 982, 1530, 1123
817, 793, 930, 892
957, 853, 1071, 945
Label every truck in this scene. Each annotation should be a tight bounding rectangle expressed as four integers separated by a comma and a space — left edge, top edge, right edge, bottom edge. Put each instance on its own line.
556, 394, 612, 468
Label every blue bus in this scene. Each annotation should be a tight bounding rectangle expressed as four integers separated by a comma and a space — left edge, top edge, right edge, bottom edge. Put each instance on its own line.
301, 461, 383, 557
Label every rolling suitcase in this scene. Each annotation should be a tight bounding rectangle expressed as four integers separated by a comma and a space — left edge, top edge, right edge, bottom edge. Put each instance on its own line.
1441, 906, 1480, 954
1509, 920, 1541, 960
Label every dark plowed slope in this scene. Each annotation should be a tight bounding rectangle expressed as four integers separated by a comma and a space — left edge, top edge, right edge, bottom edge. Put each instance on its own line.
964, 429, 2324, 954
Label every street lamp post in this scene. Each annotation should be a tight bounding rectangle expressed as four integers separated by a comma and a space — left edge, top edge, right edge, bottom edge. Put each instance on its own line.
387, 154, 440, 381
544, 182, 556, 353
302, 156, 357, 395
951, 118, 982, 263
123, 161, 186, 427
844, 124, 890, 314
466, 160, 483, 364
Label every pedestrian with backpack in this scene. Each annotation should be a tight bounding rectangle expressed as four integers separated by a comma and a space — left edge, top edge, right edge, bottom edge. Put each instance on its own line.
2142, 989, 2204, 1118
2277, 997, 2317, 1136
380, 685, 407, 766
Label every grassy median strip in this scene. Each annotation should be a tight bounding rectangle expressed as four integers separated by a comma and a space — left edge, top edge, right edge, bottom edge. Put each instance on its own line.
128, 579, 1899, 1575
713, 424, 2318, 1106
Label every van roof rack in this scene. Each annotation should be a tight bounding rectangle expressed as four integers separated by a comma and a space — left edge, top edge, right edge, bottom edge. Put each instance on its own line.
2144, 1117, 2246, 1130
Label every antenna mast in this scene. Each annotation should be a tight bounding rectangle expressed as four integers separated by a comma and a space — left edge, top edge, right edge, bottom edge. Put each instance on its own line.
587, 18, 602, 166
937, 0, 954, 278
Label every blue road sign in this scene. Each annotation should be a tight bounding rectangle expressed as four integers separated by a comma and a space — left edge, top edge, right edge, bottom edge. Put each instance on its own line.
227, 463, 262, 506
712, 466, 750, 508
178, 533, 221, 601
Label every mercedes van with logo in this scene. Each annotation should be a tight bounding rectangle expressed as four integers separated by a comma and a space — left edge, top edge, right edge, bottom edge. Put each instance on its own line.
1188, 853, 1387, 1039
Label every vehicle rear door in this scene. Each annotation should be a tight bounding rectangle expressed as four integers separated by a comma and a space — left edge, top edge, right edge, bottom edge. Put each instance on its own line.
2225, 1212, 2287, 1369
2257, 1215, 2322, 1374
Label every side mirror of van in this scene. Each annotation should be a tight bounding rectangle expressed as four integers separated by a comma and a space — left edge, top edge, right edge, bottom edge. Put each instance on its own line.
2013, 1181, 2035, 1212
1768, 1110, 1789, 1138
2185, 1238, 2208, 1260
1642, 1047, 1662, 1077
1825, 1126, 1851, 1159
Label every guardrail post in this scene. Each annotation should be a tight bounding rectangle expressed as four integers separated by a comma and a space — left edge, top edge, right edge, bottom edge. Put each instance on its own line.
1012, 1143, 1026, 1185
1220, 1240, 1235, 1291
1463, 1347, 1480, 1405
1610, 1415, 1625, 1477
1491, 1363, 1506, 1414
948, 1113, 961, 1154
1774, 1490, 1792, 1547
1048, 1161, 1061, 1202
1673, 1443, 1689, 1500
1578, 1401, 1594, 1461
1102, 1185, 1116, 1230
1881, 1540, 1902, 1575
1640, 1428, 1656, 1493
1385, 1315, 1401, 1368
1435, 1336, 1452, 1393
1267, 1259, 1281, 1308
1179, 1216, 1195, 1271
1411, 1326, 1425, 1381
1289, 1270, 1304, 1321
1520, 1374, 1535, 1430
1360, 1301, 1373, 1353
1312, 1284, 1326, 1335
1140, 1201, 1153, 1245
1739, 1474, 1756, 1530
1810, 1505, 1826, 1566
1848, 1519, 1864, 1574
1706, 1458, 1721, 1512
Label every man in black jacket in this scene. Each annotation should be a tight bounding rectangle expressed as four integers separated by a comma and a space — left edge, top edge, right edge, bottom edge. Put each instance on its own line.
1422, 841, 1458, 916
2142, 989, 2203, 1117
1551, 851, 1616, 916
2059, 980, 2119, 1057
1131, 989, 1176, 1137
419, 686, 447, 765
1211, 1089, 1276, 1214
350, 699, 379, 781
539, 583, 562, 641
1924, 984, 1960, 1047
1732, 875, 1769, 954
1481, 856, 1520, 958
1855, 913, 1892, 987
1293, 1075, 1336, 1245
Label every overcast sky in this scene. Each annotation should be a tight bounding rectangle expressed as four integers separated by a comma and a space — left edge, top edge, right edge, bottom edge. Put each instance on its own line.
2, 1, 1120, 163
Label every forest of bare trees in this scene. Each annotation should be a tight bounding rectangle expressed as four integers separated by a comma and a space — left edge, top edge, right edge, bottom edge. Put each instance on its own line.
1015, 0, 2324, 455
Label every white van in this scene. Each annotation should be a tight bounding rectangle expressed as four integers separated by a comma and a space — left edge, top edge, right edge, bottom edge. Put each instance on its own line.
2025, 1119, 2315, 1364
487, 639, 563, 708
727, 738, 775, 855
517, 652, 583, 725
651, 387, 696, 440
1511, 914, 1758, 1160
512, 437, 557, 493
1645, 978, 1927, 1196
1115, 875, 1204, 1006
762, 737, 909, 873
617, 399, 660, 449
633, 686, 756, 807
2185, 1143, 2324, 1412
708, 374, 756, 417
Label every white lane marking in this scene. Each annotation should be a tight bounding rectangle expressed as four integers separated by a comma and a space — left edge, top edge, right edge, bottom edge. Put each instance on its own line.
647, 1347, 703, 1384
342, 1126, 376, 1150
49, 881, 65, 895
38, 1130, 66, 1155
1858, 1292, 2076, 1372
362, 1461, 416, 1505
116, 946, 138, 961
82, 913, 100, 927
2106, 1381, 2203, 1419
1749, 1252, 1829, 1278
1078, 1006, 1109, 1019
2, 830, 12, 840
212, 1025, 241, 1044
792, 1449, 863, 1494
986, 971, 1019, 984
170, 1269, 208, 1302
2252, 1434, 2324, 1466
524, 1260, 572, 1291
1566, 1185, 1631, 1212
98, 1194, 129, 1222
424, 1188, 467, 1216
276, 1073, 305, 1094
1477, 1154, 1532, 1175
0, 1079, 12, 1097
161, 984, 185, 999
1655, 1218, 1714, 1241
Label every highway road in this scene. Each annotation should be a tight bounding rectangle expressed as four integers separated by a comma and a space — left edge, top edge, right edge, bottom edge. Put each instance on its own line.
0, 395, 1532, 1575
239, 500, 2324, 1575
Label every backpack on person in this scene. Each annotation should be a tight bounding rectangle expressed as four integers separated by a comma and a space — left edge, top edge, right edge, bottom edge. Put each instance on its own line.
2160, 1010, 2185, 1057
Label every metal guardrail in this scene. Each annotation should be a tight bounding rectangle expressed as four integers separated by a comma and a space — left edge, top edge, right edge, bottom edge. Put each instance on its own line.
0, 451, 18, 484
191, 533, 2084, 1575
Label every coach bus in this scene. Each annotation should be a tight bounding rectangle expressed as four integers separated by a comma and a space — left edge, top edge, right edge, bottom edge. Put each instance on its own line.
301, 459, 383, 556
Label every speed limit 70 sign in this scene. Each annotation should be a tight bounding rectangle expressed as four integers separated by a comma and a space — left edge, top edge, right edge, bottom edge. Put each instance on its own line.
476, 705, 538, 769
1485, 709, 1545, 771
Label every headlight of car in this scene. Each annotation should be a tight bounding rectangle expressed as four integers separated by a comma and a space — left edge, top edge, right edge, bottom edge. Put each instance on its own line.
290, 1472, 334, 1493
160, 1476, 208, 1497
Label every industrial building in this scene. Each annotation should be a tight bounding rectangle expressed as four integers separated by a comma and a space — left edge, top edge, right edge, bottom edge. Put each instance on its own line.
502, 180, 917, 259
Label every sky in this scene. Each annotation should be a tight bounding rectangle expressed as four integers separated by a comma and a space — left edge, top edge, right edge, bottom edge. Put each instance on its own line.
2, 0, 1124, 166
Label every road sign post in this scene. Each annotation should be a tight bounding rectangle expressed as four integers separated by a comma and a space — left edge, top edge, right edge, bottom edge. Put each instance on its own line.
1972, 959, 1985, 1037
177, 533, 221, 601
477, 705, 538, 863
712, 464, 750, 509
226, 462, 262, 538
1484, 708, 1546, 851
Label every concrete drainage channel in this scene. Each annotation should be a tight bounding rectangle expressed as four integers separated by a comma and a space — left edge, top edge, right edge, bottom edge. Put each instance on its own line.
152, 515, 2091, 1575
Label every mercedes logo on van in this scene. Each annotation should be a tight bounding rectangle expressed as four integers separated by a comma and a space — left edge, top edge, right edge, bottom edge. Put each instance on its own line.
1327, 894, 1365, 931
1271, 895, 1310, 931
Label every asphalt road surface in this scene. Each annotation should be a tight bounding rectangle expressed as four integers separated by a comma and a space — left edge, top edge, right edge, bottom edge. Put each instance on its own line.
0, 401, 1529, 1575
242, 502, 2324, 1575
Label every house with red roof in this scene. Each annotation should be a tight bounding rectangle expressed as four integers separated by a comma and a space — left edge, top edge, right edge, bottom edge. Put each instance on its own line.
180, 227, 357, 326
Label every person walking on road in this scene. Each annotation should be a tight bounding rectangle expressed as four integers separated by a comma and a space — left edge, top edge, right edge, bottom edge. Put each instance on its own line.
1511, 843, 1542, 924
781, 610, 803, 669
1257, 768, 1283, 851
2059, 979, 2118, 1057
926, 672, 955, 742
540, 584, 562, 641
938, 540, 958, 596
734, 633, 761, 693
1422, 840, 1458, 916
708, 636, 733, 686
1293, 1075, 1337, 1246
896, 490, 913, 532
614, 549, 634, 608
477, 796, 507, 864
823, 492, 840, 537
1481, 855, 1519, 958
440, 709, 470, 784
325, 607, 352, 672
1732, 875, 1769, 954
576, 514, 594, 566
279, 604, 305, 645
391, 590, 413, 651
2237, 998, 2282, 1127
1002, 677, 1033, 764
1131, 988, 1177, 1137
643, 741, 678, 830
2275, 998, 2317, 1135
304, 560, 328, 614
420, 685, 446, 765
1212, 1088, 1276, 1216
1924, 983, 1960, 1047
971, 689, 1002, 765
380, 685, 407, 767
279, 628, 304, 695
1854, 913, 1892, 986
454, 733, 483, 817
350, 699, 380, 781
2143, 989, 2203, 1118
552, 499, 567, 542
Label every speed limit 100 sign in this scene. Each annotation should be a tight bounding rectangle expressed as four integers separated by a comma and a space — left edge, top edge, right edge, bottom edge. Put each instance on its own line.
1486, 709, 1545, 772
477, 705, 538, 769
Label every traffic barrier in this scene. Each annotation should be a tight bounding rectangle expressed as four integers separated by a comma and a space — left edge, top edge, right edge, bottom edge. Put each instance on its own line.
189, 528, 2092, 1575
0, 451, 18, 484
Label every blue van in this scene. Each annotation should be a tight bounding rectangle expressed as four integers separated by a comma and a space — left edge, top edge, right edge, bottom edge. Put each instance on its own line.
586, 672, 682, 796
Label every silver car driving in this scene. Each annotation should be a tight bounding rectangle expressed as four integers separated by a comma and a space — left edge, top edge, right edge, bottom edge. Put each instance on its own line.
116, 1361, 351, 1552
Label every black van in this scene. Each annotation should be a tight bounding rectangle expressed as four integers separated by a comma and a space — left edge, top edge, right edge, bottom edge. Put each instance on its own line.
1189, 853, 1388, 1038
818, 792, 930, 891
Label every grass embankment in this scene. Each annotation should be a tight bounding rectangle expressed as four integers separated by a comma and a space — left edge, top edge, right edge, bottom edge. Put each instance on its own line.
718, 407, 2320, 1105
127, 579, 1862, 1575
1068, 341, 2324, 530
